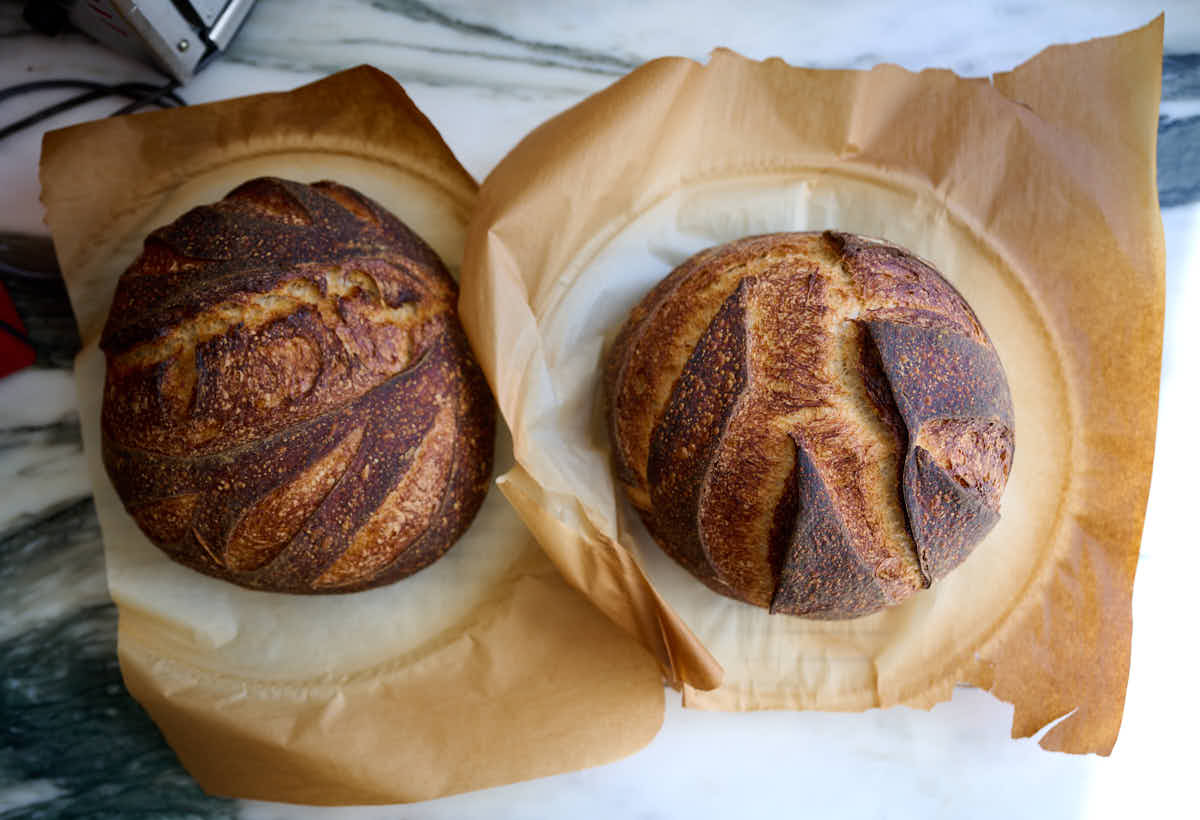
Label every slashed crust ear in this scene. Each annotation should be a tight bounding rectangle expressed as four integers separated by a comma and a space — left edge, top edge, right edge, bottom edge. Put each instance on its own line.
770, 434, 889, 617
864, 319, 1014, 583
101, 178, 496, 594
607, 231, 1014, 618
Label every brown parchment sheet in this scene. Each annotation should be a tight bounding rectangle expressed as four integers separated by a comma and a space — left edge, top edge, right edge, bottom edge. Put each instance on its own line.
460, 20, 1165, 755
39, 67, 664, 805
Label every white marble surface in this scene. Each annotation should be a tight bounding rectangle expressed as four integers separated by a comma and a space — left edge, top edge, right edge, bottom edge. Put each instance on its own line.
1, 1, 1198, 818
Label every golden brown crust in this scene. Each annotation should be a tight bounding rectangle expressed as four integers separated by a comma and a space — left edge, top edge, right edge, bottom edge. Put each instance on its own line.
101, 177, 495, 594
606, 231, 1013, 618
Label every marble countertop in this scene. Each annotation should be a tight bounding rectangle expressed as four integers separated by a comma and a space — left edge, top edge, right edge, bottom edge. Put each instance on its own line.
2, 1, 1198, 818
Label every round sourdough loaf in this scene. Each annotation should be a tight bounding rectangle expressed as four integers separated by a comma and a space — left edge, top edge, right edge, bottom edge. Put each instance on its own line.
605, 231, 1014, 618
100, 177, 495, 594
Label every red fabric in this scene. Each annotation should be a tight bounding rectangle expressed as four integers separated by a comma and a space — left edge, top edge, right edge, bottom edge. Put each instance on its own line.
0, 280, 35, 379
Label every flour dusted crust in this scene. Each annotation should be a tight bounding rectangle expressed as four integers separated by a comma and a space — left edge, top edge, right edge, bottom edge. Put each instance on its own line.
606, 232, 1013, 618
100, 177, 495, 593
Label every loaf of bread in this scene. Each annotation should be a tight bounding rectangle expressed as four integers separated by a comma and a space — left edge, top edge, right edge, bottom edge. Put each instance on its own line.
605, 232, 1013, 618
100, 177, 495, 594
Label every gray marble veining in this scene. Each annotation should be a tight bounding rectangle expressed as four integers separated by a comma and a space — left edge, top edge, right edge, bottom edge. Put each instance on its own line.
3, 602, 237, 819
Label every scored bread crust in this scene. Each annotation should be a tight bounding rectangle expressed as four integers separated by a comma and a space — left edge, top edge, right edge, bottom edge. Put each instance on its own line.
605, 231, 1013, 618
100, 177, 495, 594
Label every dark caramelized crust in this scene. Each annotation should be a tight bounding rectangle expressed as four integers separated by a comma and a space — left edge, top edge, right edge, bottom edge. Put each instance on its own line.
647, 279, 751, 597
606, 231, 1013, 618
101, 177, 494, 594
770, 435, 890, 617
864, 319, 1014, 583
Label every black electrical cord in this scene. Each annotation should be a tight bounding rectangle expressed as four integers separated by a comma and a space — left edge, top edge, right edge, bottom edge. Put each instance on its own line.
0, 86, 116, 141
0, 75, 189, 286
0, 316, 33, 349
0, 76, 186, 142
0, 259, 59, 281
110, 80, 186, 116
0, 78, 185, 106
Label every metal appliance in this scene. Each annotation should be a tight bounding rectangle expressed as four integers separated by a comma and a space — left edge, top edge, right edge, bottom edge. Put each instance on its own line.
25, 0, 258, 83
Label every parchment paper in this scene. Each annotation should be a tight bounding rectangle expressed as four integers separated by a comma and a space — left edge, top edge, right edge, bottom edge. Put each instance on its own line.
39, 67, 664, 805
461, 21, 1165, 755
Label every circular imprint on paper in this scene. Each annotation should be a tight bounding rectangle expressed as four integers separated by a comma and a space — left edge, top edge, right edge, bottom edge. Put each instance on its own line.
549, 171, 1071, 707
